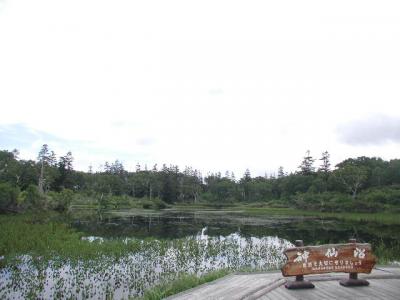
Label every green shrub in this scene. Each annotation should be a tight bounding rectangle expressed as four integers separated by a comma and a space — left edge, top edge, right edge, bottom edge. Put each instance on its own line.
142, 201, 152, 209
359, 186, 400, 206
153, 198, 168, 209
0, 182, 19, 212
351, 200, 384, 213
141, 198, 168, 210
19, 184, 43, 210
48, 189, 74, 212
292, 192, 354, 212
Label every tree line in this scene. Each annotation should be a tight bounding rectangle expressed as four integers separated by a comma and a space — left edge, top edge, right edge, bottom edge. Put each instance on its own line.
1, 145, 400, 213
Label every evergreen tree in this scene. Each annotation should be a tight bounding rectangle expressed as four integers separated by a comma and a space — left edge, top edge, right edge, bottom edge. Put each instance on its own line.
298, 150, 315, 175
243, 169, 251, 181
37, 144, 52, 194
104, 162, 111, 173
241, 169, 252, 201
318, 151, 330, 191
278, 166, 285, 178
230, 172, 236, 182
56, 151, 74, 190
318, 151, 331, 174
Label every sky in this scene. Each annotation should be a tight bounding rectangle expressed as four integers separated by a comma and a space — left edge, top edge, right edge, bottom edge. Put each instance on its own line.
0, 0, 400, 177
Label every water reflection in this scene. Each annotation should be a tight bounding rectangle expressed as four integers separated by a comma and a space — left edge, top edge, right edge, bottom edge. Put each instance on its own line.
72, 209, 400, 246
2, 209, 399, 299
0, 228, 292, 299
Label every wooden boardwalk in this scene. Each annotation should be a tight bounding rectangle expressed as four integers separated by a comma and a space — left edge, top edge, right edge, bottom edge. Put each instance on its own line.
167, 267, 400, 300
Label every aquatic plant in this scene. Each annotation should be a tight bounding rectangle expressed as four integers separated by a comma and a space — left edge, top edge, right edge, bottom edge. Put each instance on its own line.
0, 228, 292, 299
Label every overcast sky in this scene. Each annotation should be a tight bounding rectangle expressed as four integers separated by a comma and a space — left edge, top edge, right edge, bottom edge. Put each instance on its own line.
1, 0, 400, 177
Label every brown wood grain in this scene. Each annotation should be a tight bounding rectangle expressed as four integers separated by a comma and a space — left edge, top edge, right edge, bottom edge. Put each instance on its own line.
281, 243, 377, 277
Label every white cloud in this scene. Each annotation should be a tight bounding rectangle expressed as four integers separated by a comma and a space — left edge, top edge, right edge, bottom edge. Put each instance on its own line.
338, 115, 400, 145
1, 0, 400, 176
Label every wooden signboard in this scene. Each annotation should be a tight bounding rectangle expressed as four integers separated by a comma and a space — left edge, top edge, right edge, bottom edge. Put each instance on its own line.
282, 243, 376, 277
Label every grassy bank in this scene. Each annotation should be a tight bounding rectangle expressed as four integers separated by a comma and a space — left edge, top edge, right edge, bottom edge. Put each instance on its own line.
1, 210, 400, 299
172, 204, 400, 225
0, 212, 147, 264
239, 206, 400, 225
1, 212, 289, 299
141, 269, 231, 300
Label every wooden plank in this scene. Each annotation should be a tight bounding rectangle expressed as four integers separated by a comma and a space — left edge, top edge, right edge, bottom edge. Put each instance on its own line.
258, 271, 400, 300
264, 280, 398, 300
168, 268, 400, 300
282, 243, 376, 276
367, 279, 400, 299
270, 286, 327, 300
167, 273, 280, 300
263, 288, 298, 300
316, 281, 370, 299
375, 267, 400, 275
242, 278, 286, 300
276, 279, 400, 300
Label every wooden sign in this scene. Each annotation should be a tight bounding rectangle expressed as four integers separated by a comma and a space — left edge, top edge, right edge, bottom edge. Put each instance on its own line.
281, 243, 377, 277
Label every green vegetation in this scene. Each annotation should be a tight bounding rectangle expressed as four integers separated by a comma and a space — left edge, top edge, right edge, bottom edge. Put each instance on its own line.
374, 241, 400, 264
1, 145, 400, 298
234, 206, 400, 225
0, 213, 145, 264
0, 213, 291, 299
2, 211, 399, 265
1, 146, 400, 214
141, 269, 231, 300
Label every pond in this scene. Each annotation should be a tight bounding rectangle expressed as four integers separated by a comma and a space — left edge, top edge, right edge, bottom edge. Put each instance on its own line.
72, 208, 400, 246
1, 208, 399, 299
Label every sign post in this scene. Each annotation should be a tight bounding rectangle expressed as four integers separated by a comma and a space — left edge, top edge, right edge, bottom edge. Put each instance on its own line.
281, 239, 376, 289
339, 239, 371, 286
284, 240, 315, 289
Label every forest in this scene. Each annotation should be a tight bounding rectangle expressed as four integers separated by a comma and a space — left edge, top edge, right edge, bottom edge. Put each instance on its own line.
1, 145, 400, 214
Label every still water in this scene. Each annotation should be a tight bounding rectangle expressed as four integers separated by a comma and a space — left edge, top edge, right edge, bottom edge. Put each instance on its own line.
1, 209, 398, 299
73, 208, 400, 246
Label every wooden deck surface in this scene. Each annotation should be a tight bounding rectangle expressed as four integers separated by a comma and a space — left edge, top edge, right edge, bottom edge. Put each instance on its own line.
167, 267, 400, 300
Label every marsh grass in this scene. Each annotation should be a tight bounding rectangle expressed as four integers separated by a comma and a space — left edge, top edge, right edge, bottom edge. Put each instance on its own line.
374, 240, 400, 264
0, 213, 291, 299
232, 206, 400, 225
140, 269, 231, 300
172, 203, 400, 225
0, 213, 144, 264
1, 210, 399, 299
